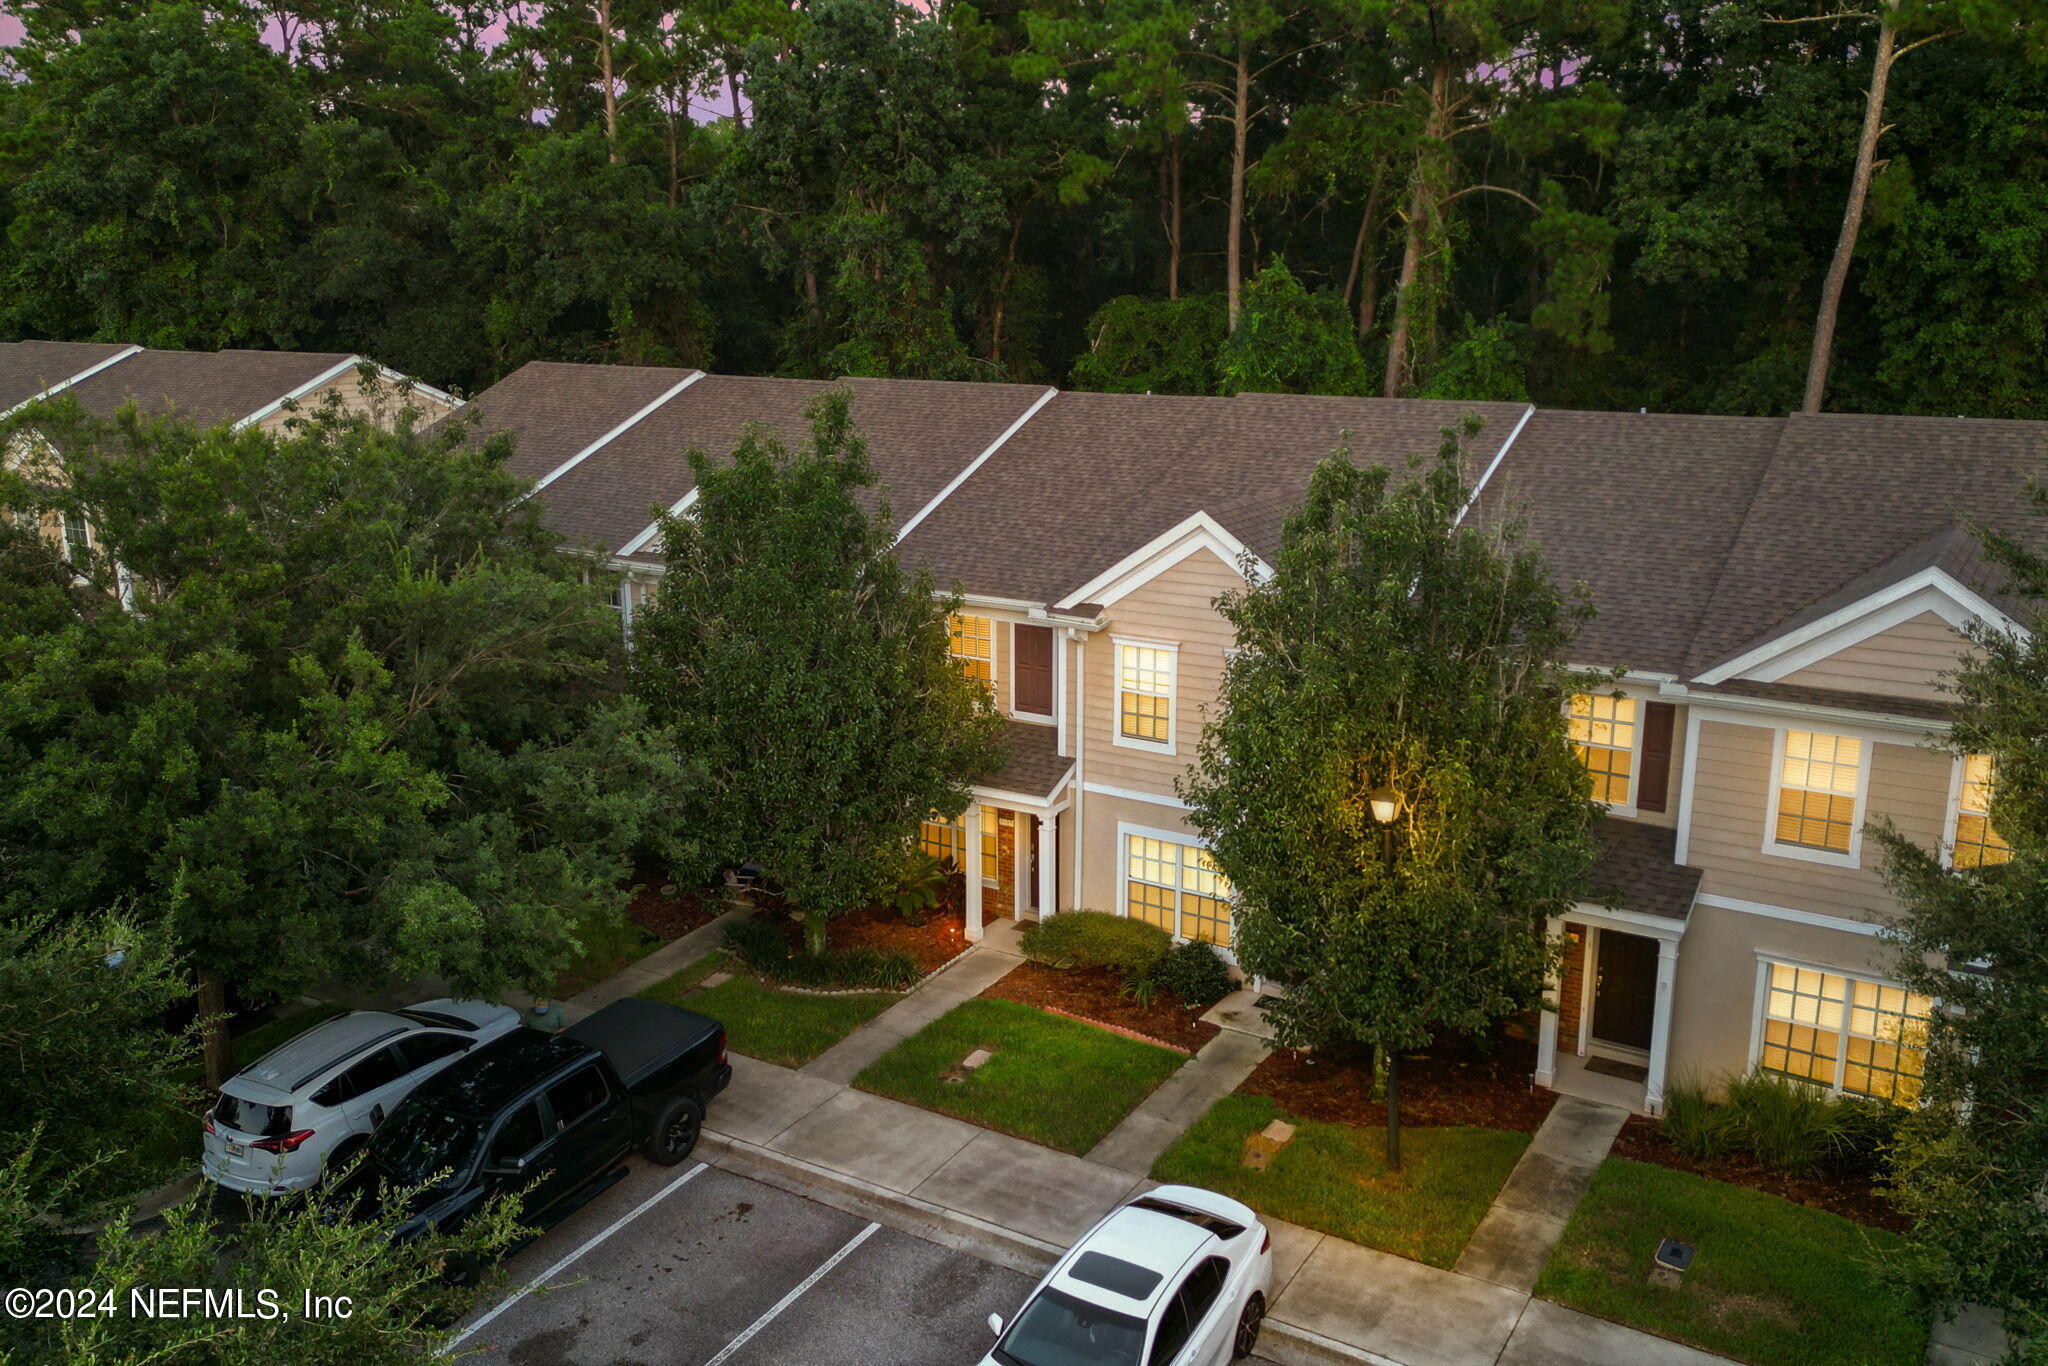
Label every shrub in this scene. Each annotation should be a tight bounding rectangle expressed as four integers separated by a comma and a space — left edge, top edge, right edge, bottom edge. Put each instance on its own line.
1020, 911, 1170, 981
833, 947, 921, 991
722, 916, 791, 972
1827, 1095, 1903, 1180
1151, 941, 1234, 1010
1720, 1069, 1848, 1173
886, 849, 947, 926
1658, 1074, 1733, 1162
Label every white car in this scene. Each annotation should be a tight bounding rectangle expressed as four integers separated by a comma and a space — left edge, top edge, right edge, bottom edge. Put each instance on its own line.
201, 999, 520, 1196
981, 1186, 1273, 1366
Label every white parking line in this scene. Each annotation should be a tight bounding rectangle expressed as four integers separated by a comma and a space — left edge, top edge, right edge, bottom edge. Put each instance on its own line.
701, 1221, 881, 1366
443, 1161, 708, 1354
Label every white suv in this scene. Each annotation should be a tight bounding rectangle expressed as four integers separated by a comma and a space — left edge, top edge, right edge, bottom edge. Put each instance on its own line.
981, 1186, 1274, 1366
201, 999, 520, 1196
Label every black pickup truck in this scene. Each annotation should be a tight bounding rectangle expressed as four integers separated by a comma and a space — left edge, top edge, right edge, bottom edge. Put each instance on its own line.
341, 998, 730, 1245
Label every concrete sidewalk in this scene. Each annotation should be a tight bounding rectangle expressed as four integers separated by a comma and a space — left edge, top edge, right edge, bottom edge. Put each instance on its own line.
1455, 1097, 1630, 1293
1087, 1028, 1270, 1174
800, 918, 1030, 1084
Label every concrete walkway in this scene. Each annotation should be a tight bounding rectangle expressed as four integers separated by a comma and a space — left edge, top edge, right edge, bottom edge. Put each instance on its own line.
560, 907, 748, 1019
1454, 1096, 1630, 1293
1087, 1028, 1270, 1174
799, 917, 1030, 1085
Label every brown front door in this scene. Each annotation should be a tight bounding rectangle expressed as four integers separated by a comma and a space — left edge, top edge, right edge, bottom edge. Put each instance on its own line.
1014, 624, 1054, 716
1592, 930, 1658, 1051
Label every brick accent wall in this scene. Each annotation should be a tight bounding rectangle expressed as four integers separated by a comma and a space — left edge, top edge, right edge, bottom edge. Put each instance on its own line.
1558, 921, 1587, 1051
987, 812, 1018, 919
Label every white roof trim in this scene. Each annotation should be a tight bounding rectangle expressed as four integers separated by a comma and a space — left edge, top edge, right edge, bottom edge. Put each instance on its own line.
1695, 566, 2021, 685
232, 355, 365, 430
368, 363, 459, 411
616, 487, 701, 559
0, 344, 144, 422
1453, 402, 1535, 528
1054, 511, 1269, 611
519, 370, 705, 502
894, 386, 1058, 545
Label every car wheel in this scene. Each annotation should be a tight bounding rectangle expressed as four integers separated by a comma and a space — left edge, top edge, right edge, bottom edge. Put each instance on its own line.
325, 1138, 367, 1181
645, 1096, 703, 1165
1232, 1292, 1265, 1360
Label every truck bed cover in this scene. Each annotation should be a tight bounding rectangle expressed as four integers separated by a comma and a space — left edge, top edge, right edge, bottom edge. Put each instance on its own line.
566, 997, 719, 1090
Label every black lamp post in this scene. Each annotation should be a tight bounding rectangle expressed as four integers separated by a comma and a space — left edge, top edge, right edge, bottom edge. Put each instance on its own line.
1366, 783, 1405, 1172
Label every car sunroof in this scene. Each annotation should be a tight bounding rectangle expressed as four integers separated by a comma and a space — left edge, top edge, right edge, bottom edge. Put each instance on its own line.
1069, 1251, 1163, 1301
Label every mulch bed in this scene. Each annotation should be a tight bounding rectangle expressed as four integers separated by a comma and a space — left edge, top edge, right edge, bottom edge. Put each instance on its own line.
625, 878, 721, 939
751, 877, 973, 977
1242, 1032, 1558, 1134
981, 961, 1222, 1054
1611, 1116, 1907, 1231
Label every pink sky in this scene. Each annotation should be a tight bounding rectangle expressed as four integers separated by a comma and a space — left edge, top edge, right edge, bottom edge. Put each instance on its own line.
1, 13, 24, 46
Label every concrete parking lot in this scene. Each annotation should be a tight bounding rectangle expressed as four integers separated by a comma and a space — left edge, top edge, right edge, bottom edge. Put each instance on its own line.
451, 1158, 1280, 1366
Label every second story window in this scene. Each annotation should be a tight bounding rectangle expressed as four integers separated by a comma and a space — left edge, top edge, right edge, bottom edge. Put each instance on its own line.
62, 511, 90, 563
1953, 754, 2011, 869
1772, 730, 1864, 857
1569, 693, 1637, 805
1115, 641, 1176, 751
950, 614, 993, 689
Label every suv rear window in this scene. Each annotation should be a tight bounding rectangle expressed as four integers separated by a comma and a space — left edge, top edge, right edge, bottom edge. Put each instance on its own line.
215, 1093, 292, 1138
1129, 1196, 1244, 1241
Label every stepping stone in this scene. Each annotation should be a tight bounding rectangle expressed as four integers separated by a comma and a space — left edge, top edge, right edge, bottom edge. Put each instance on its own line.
700, 971, 732, 989
1242, 1121, 1296, 1171
962, 1048, 994, 1070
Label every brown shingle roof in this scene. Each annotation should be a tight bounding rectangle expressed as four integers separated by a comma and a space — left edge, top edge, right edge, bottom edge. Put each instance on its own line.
1586, 819, 1700, 922
1683, 413, 2048, 676
1470, 409, 1783, 676
980, 720, 1073, 800
897, 391, 1528, 604
57, 348, 360, 429
0, 341, 134, 412
442, 361, 702, 488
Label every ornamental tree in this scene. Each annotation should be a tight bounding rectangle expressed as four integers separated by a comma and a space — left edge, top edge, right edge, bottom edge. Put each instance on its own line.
1872, 485, 2048, 1353
630, 391, 1006, 956
0, 397, 695, 1087
1181, 425, 1598, 1165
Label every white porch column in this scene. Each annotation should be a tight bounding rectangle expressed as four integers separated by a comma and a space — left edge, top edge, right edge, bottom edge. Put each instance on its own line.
1645, 935, 1681, 1114
1036, 813, 1059, 918
963, 801, 985, 942
1535, 916, 1563, 1088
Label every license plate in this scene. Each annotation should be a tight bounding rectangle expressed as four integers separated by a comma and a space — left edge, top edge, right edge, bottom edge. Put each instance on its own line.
226, 1141, 245, 1157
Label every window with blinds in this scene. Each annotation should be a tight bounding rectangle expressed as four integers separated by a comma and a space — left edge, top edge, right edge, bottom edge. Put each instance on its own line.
1953, 754, 2011, 869
1774, 731, 1863, 854
1758, 962, 1932, 1105
1569, 693, 1637, 804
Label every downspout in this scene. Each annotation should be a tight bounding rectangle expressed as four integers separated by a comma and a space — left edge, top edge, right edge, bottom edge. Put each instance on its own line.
1071, 630, 1086, 911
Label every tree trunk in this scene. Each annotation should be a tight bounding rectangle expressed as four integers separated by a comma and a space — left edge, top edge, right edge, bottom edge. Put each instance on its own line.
990, 211, 1025, 370
667, 114, 680, 207
1801, 12, 1897, 415
596, 0, 619, 162
1161, 134, 1184, 301
1226, 47, 1251, 331
728, 61, 747, 129
1382, 62, 1450, 398
1345, 170, 1384, 341
197, 967, 233, 1092
803, 909, 830, 957
1385, 1050, 1403, 1172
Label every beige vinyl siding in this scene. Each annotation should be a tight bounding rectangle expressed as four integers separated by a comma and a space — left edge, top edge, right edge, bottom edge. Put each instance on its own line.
1686, 719, 1950, 923
1776, 612, 1977, 701
1076, 790, 1205, 912
1081, 544, 1245, 795
249, 372, 459, 435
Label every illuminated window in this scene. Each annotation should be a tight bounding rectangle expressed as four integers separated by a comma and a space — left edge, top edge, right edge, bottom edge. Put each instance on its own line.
1773, 731, 1863, 854
1124, 833, 1231, 946
981, 805, 999, 883
1758, 962, 1931, 1105
920, 813, 966, 867
1953, 755, 2011, 869
950, 614, 993, 688
1569, 693, 1637, 804
1116, 643, 1174, 748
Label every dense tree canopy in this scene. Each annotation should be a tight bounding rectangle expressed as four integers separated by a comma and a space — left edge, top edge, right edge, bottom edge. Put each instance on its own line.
0, 0, 2040, 415
0, 395, 693, 1083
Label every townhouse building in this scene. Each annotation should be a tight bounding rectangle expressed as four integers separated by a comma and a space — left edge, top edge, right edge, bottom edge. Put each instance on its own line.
0, 340, 458, 565
439, 363, 2041, 1118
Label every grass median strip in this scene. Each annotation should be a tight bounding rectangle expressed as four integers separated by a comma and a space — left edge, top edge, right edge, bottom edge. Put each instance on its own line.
854, 998, 1185, 1154
1149, 1092, 1528, 1269
1534, 1157, 1924, 1366
640, 953, 898, 1068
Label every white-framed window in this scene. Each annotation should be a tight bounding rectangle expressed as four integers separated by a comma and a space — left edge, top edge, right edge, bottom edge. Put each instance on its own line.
980, 806, 1000, 886
1949, 754, 2012, 870
950, 614, 994, 690
1113, 639, 1176, 754
61, 511, 90, 563
920, 813, 966, 867
1568, 693, 1639, 808
1120, 824, 1230, 946
1753, 959, 1932, 1105
1763, 729, 1869, 866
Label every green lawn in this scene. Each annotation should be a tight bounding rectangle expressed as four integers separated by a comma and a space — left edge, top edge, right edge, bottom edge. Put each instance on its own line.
854, 998, 1185, 1154
553, 905, 665, 997
639, 953, 898, 1068
138, 1002, 353, 1178
1149, 1092, 1528, 1268
1534, 1158, 1925, 1366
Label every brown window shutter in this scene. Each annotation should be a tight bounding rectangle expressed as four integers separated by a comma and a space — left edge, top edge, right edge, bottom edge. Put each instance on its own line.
1638, 702, 1676, 812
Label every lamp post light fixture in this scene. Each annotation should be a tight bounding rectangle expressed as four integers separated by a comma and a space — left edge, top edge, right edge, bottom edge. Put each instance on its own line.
1365, 780, 1406, 1172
